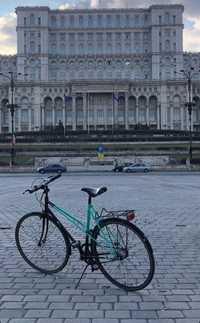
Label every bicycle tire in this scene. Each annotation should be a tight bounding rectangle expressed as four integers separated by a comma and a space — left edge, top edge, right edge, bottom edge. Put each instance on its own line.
92, 217, 155, 291
15, 212, 71, 274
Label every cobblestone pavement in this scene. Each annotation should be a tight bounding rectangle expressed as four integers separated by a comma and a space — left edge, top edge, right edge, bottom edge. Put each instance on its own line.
0, 172, 200, 323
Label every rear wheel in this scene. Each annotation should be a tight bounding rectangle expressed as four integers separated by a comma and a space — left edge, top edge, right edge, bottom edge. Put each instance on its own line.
92, 218, 155, 291
15, 212, 70, 274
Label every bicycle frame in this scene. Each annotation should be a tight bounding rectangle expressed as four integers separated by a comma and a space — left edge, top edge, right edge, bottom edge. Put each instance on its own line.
41, 187, 117, 260
42, 187, 101, 253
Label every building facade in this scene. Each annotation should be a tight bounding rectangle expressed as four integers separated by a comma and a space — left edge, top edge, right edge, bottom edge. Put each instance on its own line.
0, 4, 200, 133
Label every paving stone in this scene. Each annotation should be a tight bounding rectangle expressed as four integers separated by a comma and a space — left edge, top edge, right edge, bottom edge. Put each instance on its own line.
115, 302, 138, 310
49, 302, 74, 309
157, 310, 184, 318
105, 311, 131, 319
64, 320, 90, 323
78, 310, 104, 318
75, 302, 98, 309
131, 311, 157, 319
51, 310, 77, 318
23, 296, 47, 302
37, 320, 63, 323
0, 310, 25, 318
47, 296, 70, 302
24, 302, 49, 309
0, 302, 25, 309
25, 310, 52, 318
183, 310, 200, 318
9, 320, 36, 323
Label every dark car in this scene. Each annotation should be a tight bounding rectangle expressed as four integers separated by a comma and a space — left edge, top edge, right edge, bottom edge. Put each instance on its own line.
112, 162, 133, 172
37, 164, 67, 174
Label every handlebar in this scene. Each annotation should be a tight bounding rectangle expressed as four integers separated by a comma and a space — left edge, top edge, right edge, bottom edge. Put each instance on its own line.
23, 174, 61, 194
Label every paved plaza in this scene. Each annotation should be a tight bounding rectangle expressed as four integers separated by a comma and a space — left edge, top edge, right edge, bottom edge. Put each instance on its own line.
0, 172, 200, 323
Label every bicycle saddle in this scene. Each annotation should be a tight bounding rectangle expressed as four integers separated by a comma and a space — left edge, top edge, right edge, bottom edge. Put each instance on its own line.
81, 186, 107, 198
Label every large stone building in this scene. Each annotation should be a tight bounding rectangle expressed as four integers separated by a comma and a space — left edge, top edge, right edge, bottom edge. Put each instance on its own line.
0, 4, 200, 133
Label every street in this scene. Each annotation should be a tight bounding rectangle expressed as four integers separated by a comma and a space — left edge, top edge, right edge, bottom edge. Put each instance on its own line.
0, 173, 200, 322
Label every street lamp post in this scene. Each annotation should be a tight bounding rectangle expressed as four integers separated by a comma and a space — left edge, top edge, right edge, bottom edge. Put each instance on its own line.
0, 72, 27, 167
180, 67, 196, 167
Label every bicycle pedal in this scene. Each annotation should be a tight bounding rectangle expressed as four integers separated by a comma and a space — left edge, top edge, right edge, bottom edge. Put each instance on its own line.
92, 264, 99, 271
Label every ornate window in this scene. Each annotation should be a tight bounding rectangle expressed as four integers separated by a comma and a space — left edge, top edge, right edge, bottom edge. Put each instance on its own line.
30, 14, 35, 25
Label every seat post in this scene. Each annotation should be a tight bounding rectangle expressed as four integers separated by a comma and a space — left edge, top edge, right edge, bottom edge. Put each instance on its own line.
88, 196, 92, 205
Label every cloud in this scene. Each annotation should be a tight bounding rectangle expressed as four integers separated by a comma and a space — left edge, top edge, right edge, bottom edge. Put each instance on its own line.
0, 12, 16, 55
183, 15, 200, 51
58, 0, 91, 9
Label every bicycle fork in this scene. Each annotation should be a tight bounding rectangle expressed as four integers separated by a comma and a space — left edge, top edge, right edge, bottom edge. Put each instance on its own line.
38, 215, 49, 246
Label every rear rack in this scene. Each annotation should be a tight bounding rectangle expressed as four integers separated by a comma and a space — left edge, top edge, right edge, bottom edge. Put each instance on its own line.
99, 208, 136, 219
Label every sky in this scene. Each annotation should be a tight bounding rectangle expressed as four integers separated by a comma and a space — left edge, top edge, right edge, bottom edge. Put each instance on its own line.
0, 0, 200, 55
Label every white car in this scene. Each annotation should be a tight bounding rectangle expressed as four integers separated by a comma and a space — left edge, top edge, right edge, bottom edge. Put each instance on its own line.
123, 163, 151, 173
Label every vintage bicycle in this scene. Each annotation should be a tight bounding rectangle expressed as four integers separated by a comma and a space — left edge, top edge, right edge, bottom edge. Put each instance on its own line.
15, 174, 155, 291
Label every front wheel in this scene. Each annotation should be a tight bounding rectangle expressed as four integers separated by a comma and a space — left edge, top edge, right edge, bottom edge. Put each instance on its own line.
92, 218, 155, 291
15, 212, 71, 274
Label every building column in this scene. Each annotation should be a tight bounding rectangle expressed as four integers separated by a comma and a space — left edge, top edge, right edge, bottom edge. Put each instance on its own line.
34, 104, 41, 131
42, 105, 45, 129
170, 106, 173, 130
18, 109, 21, 132
146, 100, 150, 126
72, 95, 76, 131
8, 110, 12, 133
52, 105, 55, 127
157, 104, 160, 129
104, 104, 107, 130
181, 105, 184, 130
136, 99, 139, 125
94, 99, 97, 131
191, 110, 194, 131
62, 105, 66, 133
83, 93, 87, 130
0, 108, 2, 133
28, 107, 31, 131
125, 93, 129, 129
114, 93, 118, 129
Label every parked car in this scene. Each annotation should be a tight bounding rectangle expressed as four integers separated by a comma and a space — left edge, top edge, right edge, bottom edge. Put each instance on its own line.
112, 162, 133, 172
123, 163, 151, 173
37, 164, 67, 174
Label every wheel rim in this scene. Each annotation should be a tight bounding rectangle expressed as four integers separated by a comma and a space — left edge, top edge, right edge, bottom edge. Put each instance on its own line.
16, 214, 69, 273
93, 219, 154, 291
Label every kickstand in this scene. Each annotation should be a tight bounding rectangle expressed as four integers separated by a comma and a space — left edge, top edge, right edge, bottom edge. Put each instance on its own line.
75, 264, 89, 289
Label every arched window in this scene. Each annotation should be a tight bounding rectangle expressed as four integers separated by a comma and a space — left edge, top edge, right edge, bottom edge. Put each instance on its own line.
30, 14, 35, 25
1, 99, 9, 132
149, 96, 157, 123
21, 97, 29, 131
193, 96, 200, 124
76, 97, 83, 126
44, 97, 53, 126
128, 96, 136, 123
118, 96, 125, 125
54, 97, 63, 125
165, 40, 170, 51
173, 95, 181, 129
138, 96, 147, 123
51, 16, 57, 27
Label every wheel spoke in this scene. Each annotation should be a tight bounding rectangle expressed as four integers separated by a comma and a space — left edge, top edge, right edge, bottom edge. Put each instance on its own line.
93, 218, 154, 291
15, 213, 70, 274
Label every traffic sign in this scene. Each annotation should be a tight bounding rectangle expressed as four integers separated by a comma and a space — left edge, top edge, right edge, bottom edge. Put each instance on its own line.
97, 145, 105, 153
